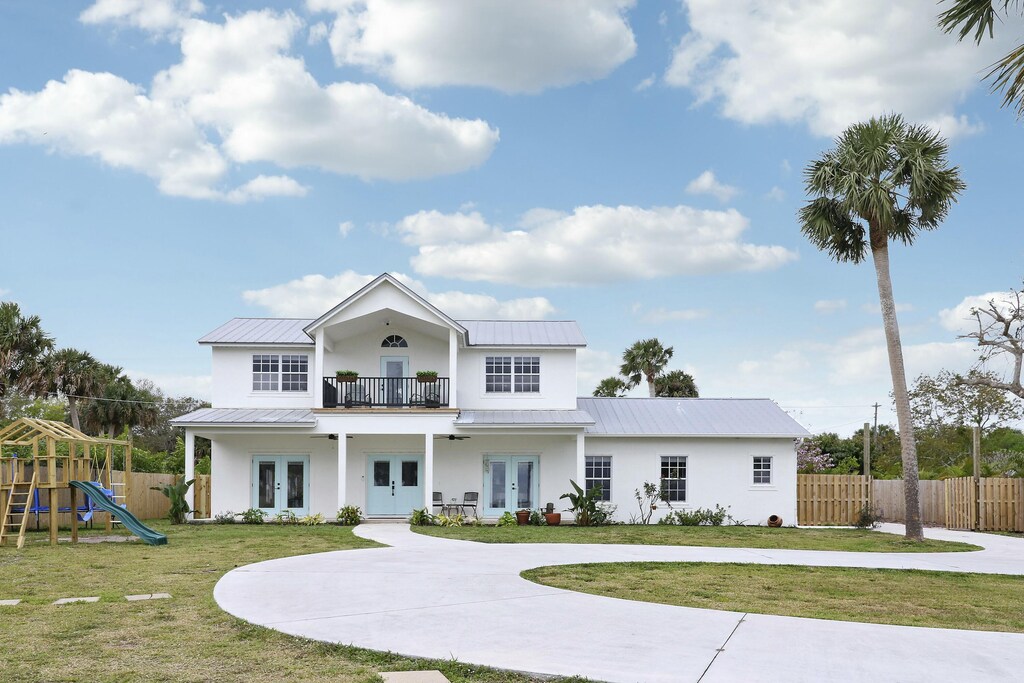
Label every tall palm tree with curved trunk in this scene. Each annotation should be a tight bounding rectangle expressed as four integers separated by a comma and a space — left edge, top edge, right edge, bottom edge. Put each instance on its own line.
621, 338, 674, 397
799, 114, 965, 541
46, 348, 103, 431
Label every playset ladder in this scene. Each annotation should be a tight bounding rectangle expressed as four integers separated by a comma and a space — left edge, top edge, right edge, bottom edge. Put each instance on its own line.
1, 470, 37, 549
109, 481, 126, 526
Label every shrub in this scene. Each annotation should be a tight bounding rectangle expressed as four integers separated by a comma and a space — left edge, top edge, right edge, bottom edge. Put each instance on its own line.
854, 504, 881, 529
214, 510, 236, 524
409, 508, 435, 526
435, 512, 464, 527
337, 505, 362, 526
560, 479, 604, 526
528, 510, 546, 526
496, 511, 518, 527
634, 481, 669, 525
240, 508, 266, 524
150, 476, 195, 524
299, 512, 325, 526
274, 510, 298, 525
591, 503, 617, 526
658, 504, 732, 526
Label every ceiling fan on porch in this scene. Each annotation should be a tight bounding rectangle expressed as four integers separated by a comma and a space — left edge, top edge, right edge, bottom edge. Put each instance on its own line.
434, 434, 470, 440
309, 434, 354, 439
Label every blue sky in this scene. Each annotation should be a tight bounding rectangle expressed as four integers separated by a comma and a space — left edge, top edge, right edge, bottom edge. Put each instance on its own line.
1, 0, 1022, 434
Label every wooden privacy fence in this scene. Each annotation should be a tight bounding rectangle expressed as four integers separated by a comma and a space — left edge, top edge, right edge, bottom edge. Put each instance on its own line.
193, 474, 211, 519
945, 476, 1024, 532
797, 474, 871, 525
798, 474, 1024, 532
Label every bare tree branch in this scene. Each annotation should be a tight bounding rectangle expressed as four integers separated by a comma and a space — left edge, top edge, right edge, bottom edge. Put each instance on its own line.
959, 284, 1024, 399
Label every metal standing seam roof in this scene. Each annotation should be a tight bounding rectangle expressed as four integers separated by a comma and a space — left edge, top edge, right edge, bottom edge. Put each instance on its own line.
578, 397, 810, 437
457, 320, 587, 347
455, 409, 595, 427
169, 408, 316, 426
199, 318, 314, 345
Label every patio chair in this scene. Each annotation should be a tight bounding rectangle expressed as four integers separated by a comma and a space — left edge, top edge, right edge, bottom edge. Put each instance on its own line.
343, 384, 372, 408
460, 492, 479, 518
433, 491, 445, 514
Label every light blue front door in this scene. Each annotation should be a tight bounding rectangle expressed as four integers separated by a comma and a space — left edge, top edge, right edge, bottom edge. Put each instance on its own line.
251, 455, 310, 516
484, 456, 539, 516
366, 454, 423, 516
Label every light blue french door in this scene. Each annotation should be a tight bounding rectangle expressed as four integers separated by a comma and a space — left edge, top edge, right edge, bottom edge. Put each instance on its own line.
484, 456, 539, 515
366, 454, 423, 516
380, 356, 408, 405
251, 455, 310, 516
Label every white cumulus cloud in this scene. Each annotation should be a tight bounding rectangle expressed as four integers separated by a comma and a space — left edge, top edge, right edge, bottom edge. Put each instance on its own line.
80, 0, 204, 34
405, 205, 796, 286
307, 0, 637, 93
0, 10, 498, 201
242, 270, 555, 320
685, 170, 739, 203
814, 299, 847, 313
633, 304, 709, 323
939, 290, 1018, 333
665, 0, 1005, 137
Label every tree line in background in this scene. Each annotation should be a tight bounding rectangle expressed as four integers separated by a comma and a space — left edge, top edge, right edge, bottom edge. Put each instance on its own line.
593, 338, 699, 398
0, 301, 211, 474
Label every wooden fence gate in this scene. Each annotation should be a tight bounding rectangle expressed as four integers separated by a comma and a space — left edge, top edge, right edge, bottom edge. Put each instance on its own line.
193, 474, 211, 519
945, 476, 1024, 532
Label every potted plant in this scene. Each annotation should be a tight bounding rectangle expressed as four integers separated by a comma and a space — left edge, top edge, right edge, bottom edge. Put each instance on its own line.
515, 509, 530, 525
416, 370, 439, 383
336, 370, 359, 382
542, 502, 561, 526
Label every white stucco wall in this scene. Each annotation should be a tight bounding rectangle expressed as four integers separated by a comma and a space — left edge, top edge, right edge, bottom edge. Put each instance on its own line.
456, 348, 578, 410
586, 437, 798, 526
323, 326, 449, 379
210, 346, 315, 409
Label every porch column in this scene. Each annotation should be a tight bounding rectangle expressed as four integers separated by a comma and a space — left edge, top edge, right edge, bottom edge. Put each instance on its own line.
336, 432, 347, 510
575, 433, 586, 487
424, 433, 434, 510
184, 429, 195, 520
448, 329, 458, 408
314, 329, 325, 409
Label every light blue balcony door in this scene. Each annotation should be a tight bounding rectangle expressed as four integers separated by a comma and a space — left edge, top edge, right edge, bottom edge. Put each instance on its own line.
380, 356, 408, 405
484, 456, 539, 516
251, 455, 310, 516
366, 454, 423, 516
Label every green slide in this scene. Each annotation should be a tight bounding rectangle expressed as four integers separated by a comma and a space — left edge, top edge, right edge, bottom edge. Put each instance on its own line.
69, 481, 168, 546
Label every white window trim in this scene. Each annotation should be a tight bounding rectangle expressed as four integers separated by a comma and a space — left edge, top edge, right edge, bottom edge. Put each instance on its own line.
585, 454, 612, 502
250, 352, 311, 395
659, 454, 688, 504
751, 455, 775, 489
482, 354, 542, 396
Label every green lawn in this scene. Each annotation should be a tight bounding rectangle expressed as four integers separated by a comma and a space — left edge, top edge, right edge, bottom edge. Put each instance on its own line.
0, 523, 589, 683
414, 524, 981, 552
523, 562, 1024, 633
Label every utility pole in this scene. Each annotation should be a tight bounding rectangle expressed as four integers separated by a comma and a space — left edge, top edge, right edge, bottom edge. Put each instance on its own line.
862, 422, 871, 477
871, 402, 881, 450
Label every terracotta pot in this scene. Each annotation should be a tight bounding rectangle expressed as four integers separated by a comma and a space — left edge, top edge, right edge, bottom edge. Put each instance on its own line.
515, 510, 530, 525
544, 513, 561, 526
767, 515, 783, 528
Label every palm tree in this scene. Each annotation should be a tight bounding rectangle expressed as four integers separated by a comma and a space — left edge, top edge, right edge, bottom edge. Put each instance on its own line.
939, 1, 1024, 116
593, 376, 629, 397
799, 114, 965, 541
620, 338, 674, 398
655, 370, 699, 398
0, 302, 53, 399
83, 372, 159, 438
46, 348, 103, 431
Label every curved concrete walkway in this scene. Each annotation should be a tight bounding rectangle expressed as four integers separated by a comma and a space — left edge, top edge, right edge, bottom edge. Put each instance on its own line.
214, 525, 1024, 682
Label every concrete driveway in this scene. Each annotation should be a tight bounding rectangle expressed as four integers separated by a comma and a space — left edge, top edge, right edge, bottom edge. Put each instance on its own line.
214, 524, 1024, 682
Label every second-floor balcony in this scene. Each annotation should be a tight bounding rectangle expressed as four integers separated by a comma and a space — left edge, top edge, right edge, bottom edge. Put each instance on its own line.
322, 376, 450, 409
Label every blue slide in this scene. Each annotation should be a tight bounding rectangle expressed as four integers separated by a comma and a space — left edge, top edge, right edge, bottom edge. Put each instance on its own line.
69, 481, 168, 546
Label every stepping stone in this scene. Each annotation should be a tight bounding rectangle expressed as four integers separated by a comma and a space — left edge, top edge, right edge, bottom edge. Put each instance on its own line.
52, 597, 99, 605
380, 672, 450, 683
0, 599, 20, 606
125, 593, 172, 601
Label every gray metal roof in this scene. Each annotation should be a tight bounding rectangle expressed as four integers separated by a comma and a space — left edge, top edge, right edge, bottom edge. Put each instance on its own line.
199, 318, 314, 345
170, 408, 316, 426
578, 397, 810, 437
458, 320, 586, 347
455, 409, 595, 427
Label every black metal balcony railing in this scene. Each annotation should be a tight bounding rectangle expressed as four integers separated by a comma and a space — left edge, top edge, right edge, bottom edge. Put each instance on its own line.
322, 376, 450, 409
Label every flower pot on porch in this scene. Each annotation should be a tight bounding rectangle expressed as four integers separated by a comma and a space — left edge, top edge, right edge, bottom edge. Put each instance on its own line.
544, 512, 561, 526
515, 509, 530, 526
767, 515, 783, 528
416, 375, 438, 384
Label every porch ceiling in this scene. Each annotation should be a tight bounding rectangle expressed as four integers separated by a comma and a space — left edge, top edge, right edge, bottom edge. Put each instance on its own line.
323, 308, 450, 345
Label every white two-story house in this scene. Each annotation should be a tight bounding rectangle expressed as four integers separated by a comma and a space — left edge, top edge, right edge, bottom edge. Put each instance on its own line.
172, 273, 808, 523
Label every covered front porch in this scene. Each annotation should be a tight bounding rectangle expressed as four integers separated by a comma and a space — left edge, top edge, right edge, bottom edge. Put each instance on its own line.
184, 427, 586, 521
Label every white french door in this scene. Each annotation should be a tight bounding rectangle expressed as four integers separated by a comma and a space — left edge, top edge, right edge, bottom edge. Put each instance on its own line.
484, 456, 539, 515
251, 455, 309, 516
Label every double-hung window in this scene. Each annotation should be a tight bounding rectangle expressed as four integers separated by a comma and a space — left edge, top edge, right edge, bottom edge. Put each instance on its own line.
585, 455, 612, 502
660, 455, 687, 502
484, 356, 540, 393
252, 353, 309, 392
753, 456, 773, 485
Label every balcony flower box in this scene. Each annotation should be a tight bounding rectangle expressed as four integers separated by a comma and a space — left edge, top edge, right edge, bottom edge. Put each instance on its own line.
335, 370, 359, 382
415, 371, 439, 384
